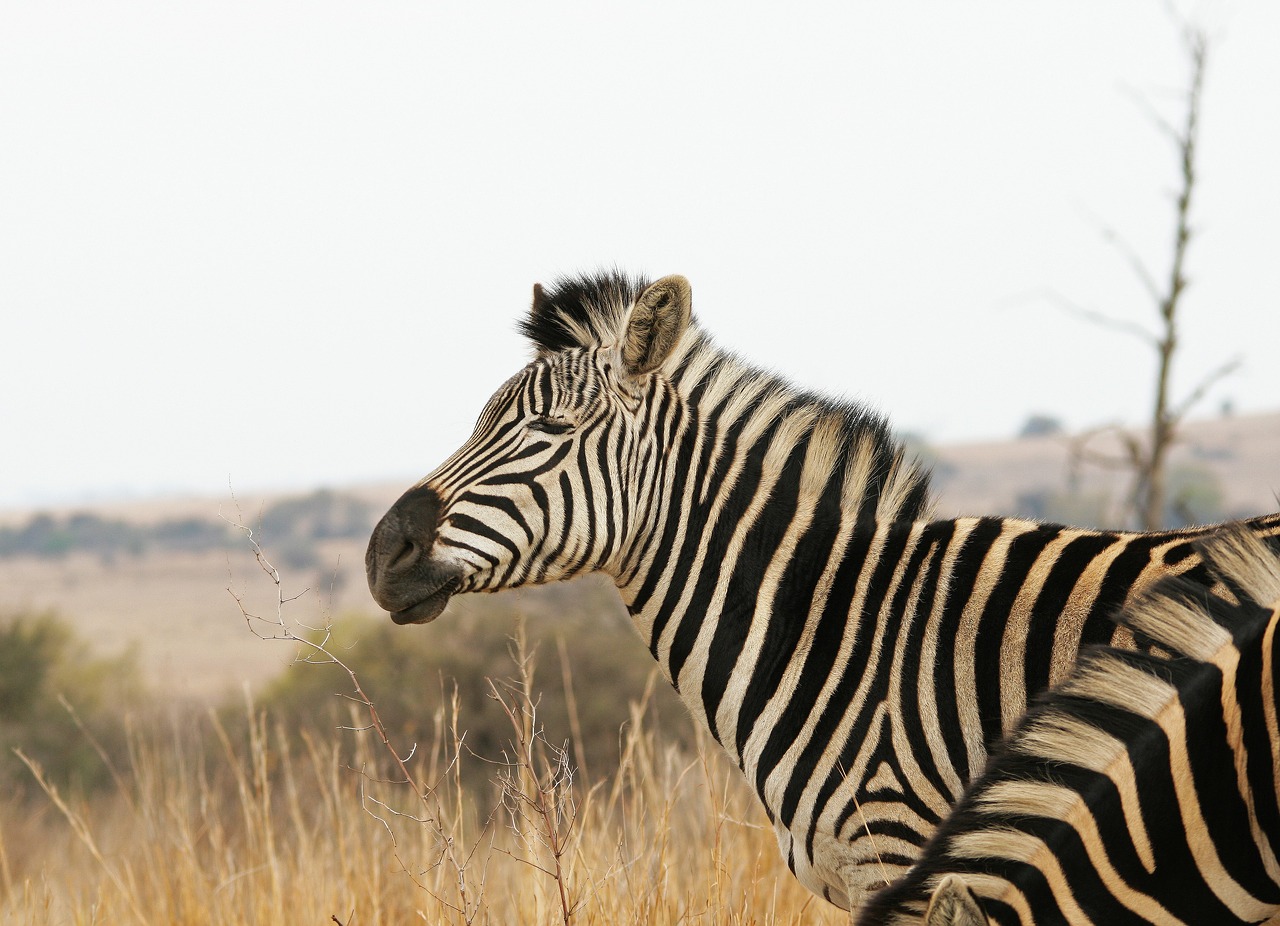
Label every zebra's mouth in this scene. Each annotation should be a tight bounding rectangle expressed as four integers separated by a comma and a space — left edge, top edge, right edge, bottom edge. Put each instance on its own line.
390, 578, 459, 625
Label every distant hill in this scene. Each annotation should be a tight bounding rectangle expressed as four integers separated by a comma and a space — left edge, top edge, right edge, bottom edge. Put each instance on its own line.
931, 409, 1278, 526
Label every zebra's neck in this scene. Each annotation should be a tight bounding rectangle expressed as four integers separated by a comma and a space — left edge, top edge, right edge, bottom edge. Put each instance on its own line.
611, 324, 930, 734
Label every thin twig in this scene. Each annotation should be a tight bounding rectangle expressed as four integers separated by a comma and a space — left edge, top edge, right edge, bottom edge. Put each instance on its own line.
1040, 289, 1157, 345
222, 499, 493, 923
1170, 356, 1241, 422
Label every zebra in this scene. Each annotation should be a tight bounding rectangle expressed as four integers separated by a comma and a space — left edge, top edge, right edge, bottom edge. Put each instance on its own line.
364, 271, 1280, 912
855, 528, 1280, 926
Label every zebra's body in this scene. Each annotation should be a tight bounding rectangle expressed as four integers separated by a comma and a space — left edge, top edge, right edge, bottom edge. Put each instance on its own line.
856, 529, 1280, 925
704, 514, 1280, 907
365, 272, 1280, 911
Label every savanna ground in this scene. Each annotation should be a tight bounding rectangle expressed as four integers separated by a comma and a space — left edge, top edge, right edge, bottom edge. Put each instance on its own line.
1, 534, 846, 926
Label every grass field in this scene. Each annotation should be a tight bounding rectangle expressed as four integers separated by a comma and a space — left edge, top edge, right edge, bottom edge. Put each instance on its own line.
4, 543, 845, 926
0, 520, 846, 924
3, 683, 846, 925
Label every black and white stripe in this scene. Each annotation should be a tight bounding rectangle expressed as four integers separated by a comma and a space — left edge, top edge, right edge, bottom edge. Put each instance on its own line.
857, 529, 1280, 926
365, 272, 1280, 911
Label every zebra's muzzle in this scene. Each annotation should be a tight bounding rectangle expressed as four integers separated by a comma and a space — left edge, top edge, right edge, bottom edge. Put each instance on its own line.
367, 483, 462, 624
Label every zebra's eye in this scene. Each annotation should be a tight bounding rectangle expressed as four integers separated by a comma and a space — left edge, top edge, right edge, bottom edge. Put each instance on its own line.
528, 416, 573, 435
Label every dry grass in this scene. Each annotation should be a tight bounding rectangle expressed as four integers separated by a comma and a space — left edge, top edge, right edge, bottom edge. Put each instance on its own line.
2, 682, 844, 925
4, 524, 843, 924
0, 508, 851, 924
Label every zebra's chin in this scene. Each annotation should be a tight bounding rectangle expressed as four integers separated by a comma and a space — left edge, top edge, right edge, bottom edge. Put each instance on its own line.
389, 580, 457, 625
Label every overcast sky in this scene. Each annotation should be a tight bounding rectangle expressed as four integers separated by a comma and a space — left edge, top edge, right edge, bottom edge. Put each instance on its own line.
3, 1, 1277, 511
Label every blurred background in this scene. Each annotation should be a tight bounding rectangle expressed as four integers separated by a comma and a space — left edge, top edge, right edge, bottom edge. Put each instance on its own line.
0, 0, 1276, 869
2, 1, 1277, 508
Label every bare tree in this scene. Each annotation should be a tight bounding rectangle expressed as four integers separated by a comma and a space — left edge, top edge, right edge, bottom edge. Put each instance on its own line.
1054, 16, 1238, 530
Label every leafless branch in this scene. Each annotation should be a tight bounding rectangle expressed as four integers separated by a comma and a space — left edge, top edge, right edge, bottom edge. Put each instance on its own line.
1170, 356, 1241, 423
1067, 424, 1146, 474
1117, 80, 1181, 145
1056, 15, 1222, 530
482, 623, 583, 924
1097, 223, 1165, 305
1040, 289, 1157, 345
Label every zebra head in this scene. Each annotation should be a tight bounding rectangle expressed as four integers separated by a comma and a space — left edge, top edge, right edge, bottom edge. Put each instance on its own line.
366, 273, 693, 625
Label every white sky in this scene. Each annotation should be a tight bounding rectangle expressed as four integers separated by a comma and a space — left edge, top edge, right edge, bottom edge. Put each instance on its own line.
2, 1, 1277, 510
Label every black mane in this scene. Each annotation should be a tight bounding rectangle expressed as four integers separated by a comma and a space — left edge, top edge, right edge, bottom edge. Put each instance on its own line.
519, 270, 653, 354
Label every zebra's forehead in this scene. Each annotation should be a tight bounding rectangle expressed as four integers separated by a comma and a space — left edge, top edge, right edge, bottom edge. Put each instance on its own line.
486, 348, 607, 410
471, 368, 526, 424
530, 348, 608, 411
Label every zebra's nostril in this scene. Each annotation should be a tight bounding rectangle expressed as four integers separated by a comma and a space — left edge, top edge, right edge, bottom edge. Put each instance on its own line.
367, 484, 444, 594
386, 538, 420, 573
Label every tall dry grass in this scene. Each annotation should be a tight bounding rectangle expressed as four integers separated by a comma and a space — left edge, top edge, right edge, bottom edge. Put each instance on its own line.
0, 521, 847, 924
3, 656, 844, 925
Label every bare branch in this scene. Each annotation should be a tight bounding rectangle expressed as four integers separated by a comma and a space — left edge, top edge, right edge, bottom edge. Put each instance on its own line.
1068, 424, 1147, 474
1041, 289, 1158, 345
1097, 223, 1164, 305
1117, 80, 1181, 145
1170, 356, 1242, 423
223, 498, 495, 922
1059, 15, 1217, 529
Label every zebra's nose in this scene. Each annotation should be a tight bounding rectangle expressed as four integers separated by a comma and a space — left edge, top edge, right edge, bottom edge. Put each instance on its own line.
366, 484, 442, 601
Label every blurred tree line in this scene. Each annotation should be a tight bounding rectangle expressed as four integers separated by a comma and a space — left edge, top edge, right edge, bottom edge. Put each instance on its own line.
0, 489, 376, 565
1007, 411, 1246, 530
1013, 461, 1228, 530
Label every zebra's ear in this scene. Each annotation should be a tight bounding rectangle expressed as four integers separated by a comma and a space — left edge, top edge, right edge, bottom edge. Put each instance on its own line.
621, 275, 692, 375
528, 283, 554, 357
924, 875, 988, 926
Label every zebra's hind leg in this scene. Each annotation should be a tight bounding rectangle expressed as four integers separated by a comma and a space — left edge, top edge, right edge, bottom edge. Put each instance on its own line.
924, 875, 988, 926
